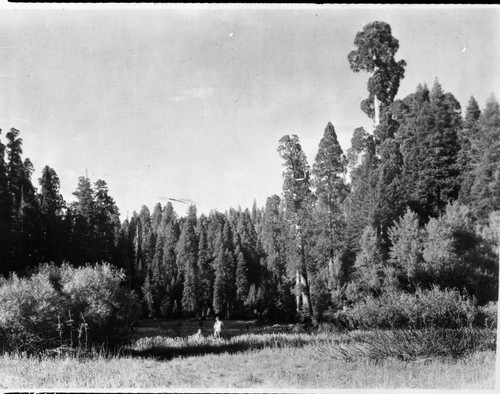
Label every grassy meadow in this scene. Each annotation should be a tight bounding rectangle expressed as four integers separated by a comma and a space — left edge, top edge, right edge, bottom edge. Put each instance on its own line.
0, 318, 496, 389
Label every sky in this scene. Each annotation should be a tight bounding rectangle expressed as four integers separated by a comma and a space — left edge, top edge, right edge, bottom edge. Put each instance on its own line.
0, 4, 498, 219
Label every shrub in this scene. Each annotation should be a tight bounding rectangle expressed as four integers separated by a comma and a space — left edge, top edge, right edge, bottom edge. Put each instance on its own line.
0, 262, 140, 353
60, 263, 140, 347
315, 326, 496, 361
477, 302, 498, 329
334, 286, 481, 329
0, 270, 64, 352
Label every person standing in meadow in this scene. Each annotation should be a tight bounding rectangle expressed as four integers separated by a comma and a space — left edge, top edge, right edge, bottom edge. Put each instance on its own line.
213, 316, 224, 339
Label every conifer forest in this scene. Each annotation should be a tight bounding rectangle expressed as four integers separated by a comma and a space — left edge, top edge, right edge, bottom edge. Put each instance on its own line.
0, 20, 498, 327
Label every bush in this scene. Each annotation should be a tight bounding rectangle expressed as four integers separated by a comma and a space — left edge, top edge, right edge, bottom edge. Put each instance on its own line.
60, 263, 140, 347
315, 326, 496, 361
0, 262, 140, 353
0, 270, 63, 352
477, 302, 498, 329
334, 286, 481, 329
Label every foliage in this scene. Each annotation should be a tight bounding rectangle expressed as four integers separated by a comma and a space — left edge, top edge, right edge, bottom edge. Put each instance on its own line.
316, 327, 496, 362
334, 286, 483, 330
0, 263, 140, 352
348, 21, 406, 123
387, 207, 424, 290
0, 20, 498, 328
422, 203, 498, 303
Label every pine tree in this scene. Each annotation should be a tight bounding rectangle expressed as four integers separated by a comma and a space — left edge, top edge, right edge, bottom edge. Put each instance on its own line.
197, 221, 213, 317
235, 246, 250, 303
93, 179, 120, 264
151, 202, 163, 234
149, 234, 165, 317
177, 205, 199, 314
70, 176, 96, 265
162, 217, 181, 316
312, 122, 349, 302
397, 81, 462, 220
17, 158, 41, 269
458, 96, 482, 204
344, 127, 379, 251
176, 207, 199, 276
6, 128, 25, 217
182, 250, 199, 315
468, 95, 500, 222
213, 246, 236, 318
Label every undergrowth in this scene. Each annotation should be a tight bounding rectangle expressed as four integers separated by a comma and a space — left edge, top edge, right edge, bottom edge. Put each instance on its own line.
314, 326, 496, 362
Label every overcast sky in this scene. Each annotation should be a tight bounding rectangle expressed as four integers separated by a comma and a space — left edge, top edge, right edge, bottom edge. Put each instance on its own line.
0, 4, 498, 218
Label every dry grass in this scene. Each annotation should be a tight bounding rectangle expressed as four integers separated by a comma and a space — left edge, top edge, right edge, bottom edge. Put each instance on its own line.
0, 344, 495, 389
0, 320, 496, 390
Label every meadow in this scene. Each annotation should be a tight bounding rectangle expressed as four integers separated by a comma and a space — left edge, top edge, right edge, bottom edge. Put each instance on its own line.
0, 318, 496, 389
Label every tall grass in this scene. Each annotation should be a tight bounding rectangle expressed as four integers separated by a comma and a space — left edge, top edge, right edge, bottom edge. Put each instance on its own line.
0, 331, 495, 389
314, 327, 496, 362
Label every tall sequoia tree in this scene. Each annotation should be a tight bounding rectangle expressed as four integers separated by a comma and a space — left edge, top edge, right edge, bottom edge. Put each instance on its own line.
277, 134, 314, 316
348, 21, 406, 126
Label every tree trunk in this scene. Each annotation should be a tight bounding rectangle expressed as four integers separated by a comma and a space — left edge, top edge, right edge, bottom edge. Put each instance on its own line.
296, 269, 301, 313
374, 95, 381, 126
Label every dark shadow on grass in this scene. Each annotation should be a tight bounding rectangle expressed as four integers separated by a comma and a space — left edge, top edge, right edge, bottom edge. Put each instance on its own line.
125, 337, 310, 361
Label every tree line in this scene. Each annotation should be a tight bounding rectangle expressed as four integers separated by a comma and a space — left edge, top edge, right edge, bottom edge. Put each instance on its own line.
0, 21, 498, 323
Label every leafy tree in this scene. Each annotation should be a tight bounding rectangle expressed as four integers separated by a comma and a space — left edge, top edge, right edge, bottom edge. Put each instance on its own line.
347, 226, 385, 301
422, 203, 497, 303
388, 207, 425, 290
